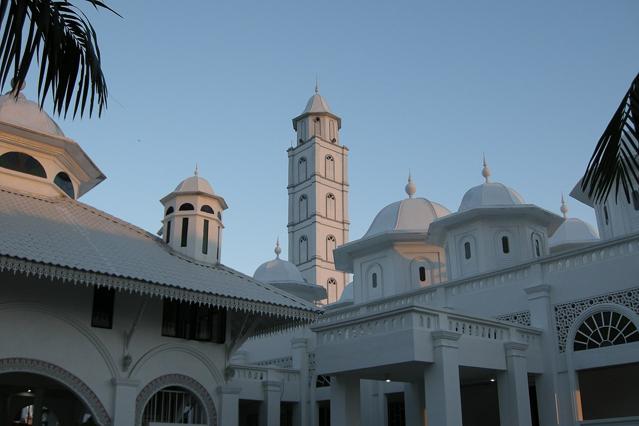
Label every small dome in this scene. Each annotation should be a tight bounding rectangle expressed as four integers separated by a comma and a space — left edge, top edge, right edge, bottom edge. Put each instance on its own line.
302, 93, 332, 114
174, 175, 215, 195
549, 218, 599, 248
254, 257, 305, 284
0, 91, 64, 137
364, 197, 451, 237
459, 182, 525, 212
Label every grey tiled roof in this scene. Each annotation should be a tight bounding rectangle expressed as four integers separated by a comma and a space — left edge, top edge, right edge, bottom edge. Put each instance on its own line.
0, 187, 318, 317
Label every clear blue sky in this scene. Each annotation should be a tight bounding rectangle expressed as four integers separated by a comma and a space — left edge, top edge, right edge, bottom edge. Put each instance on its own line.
21, 0, 639, 274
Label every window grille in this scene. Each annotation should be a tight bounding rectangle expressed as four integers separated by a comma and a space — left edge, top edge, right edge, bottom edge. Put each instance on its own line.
142, 386, 207, 425
574, 311, 639, 351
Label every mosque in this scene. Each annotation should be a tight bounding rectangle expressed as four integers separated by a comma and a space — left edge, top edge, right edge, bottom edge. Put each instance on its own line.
0, 81, 638, 426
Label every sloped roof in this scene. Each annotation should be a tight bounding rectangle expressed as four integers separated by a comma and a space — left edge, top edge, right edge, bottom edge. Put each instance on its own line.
0, 187, 319, 321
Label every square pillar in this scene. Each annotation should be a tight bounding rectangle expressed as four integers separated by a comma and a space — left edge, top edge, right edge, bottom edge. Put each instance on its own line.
498, 342, 532, 426
330, 376, 360, 426
217, 385, 241, 426
291, 338, 309, 426
263, 381, 282, 426
424, 330, 462, 426
404, 381, 426, 426
112, 378, 138, 426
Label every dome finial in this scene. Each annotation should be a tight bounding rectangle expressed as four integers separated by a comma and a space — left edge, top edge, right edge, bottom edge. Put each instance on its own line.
315, 74, 319, 94
560, 193, 569, 219
10, 77, 25, 94
481, 154, 491, 183
274, 238, 282, 258
194, 163, 199, 176
405, 171, 416, 198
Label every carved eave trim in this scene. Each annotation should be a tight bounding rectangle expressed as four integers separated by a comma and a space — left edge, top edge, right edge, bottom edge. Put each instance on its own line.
0, 255, 319, 323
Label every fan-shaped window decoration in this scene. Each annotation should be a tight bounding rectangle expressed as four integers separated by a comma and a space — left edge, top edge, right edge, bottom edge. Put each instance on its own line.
200, 205, 214, 214
326, 193, 336, 219
179, 203, 194, 211
142, 386, 207, 424
325, 155, 335, 179
299, 235, 308, 263
54, 172, 74, 198
573, 311, 639, 351
165, 207, 174, 216
298, 157, 307, 182
0, 151, 47, 178
326, 235, 337, 262
464, 242, 472, 260
299, 194, 308, 220
501, 236, 510, 254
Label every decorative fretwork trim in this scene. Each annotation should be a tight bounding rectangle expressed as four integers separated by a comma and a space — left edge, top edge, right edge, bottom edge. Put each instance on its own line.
0, 358, 111, 426
496, 311, 531, 327
135, 374, 217, 426
0, 255, 318, 325
554, 286, 639, 352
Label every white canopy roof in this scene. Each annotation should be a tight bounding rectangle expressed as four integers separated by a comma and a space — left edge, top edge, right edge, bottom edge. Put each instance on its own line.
365, 197, 451, 237
459, 182, 525, 212
549, 217, 599, 249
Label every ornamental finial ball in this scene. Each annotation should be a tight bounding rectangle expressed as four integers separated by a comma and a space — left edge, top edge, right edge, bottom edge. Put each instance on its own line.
482, 155, 491, 183
560, 194, 569, 219
405, 172, 416, 198
274, 238, 282, 258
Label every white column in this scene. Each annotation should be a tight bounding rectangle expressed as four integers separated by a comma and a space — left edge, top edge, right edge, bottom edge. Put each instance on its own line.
424, 330, 462, 426
330, 376, 360, 426
291, 338, 309, 426
217, 385, 241, 426
404, 381, 425, 426
498, 342, 532, 426
112, 378, 138, 426
263, 381, 282, 426
525, 283, 560, 426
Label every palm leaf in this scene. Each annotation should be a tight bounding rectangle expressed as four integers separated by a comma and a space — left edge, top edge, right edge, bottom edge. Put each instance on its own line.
581, 73, 639, 203
0, 0, 118, 118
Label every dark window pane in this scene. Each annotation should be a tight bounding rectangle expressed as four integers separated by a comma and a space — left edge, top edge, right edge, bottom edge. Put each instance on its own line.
202, 219, 209, 254
91, 287, 115, 329
633, 190, 639, 211
179, 203, 194, 211
419, 266, 426, 282
181, 218, 189, 247
0, 151, 47, 178
165, 207, 174, 216
162, 299, 225, 343
162, 299, 179, 337
166, 220, 171, 244
54, 172, 74, 198
201, 205, 214, 214
464, 242, 471, 259
502, 236, 510, 254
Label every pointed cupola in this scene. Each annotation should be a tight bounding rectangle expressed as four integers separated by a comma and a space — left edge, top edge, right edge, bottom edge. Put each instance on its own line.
160, 167, 228, 264
292, 82, 342, 145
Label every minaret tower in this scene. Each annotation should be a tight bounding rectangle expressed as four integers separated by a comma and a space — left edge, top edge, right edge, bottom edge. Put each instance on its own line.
287, 84, 349, 304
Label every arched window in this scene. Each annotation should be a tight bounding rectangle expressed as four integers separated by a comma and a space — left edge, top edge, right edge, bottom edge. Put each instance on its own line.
179, 203, 194, 211
54, 171, 74, 198
327, 278, 338, 302
200, 205, 214, 214
314, 116, 321, 136
464, 242, 472, 260
142, 386, 207, 424
372, 272, 378, 288
329, 120, 337, 143
419, 266, 426, 282
531, 233, 543, 257
299, 121, 307, 144
326, 193, 336, 219
603, 205, 609, 225
299, 194, 308, 220
165, 207, 174, 216
326, 235, 337, 262
501, 236, 510, 254
0, 151, 47, 178
299, 236, 308, 263
574, 311, 639, 351
325, 155, 335, 179
298, 157, 307, 182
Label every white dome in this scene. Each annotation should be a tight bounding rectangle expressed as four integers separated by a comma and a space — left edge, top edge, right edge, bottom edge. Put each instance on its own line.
253, 257, 305, 284
174, 175, 215, 195
0, 92, 64, 137
364, 197, 451, 237
549, 218, 599, 248
459, 182, 525, 212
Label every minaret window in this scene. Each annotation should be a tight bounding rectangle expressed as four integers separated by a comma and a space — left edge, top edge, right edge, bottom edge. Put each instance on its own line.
326, 193, 336, 219
329, 120, 336, 143
0, 151, 47, 178
53, 172, 74, 198
464, 242, 472, 259
165, 207, 174, 216
202, 219, 209, 254
327, 278, 338, 302
326, 235, 337, 262
299, 235, 308, 263
180, 218, 189, 247
325, 155, 335, 179
298, 157, 308, 183
179, 203, 194, 211
299, 194, 308, 220
372, 273, 378, 288
299, 121, 306, 144
501, 236, 510, 254
201, 205, 214, 214
165, 220, 172, 243
314, 117, 321, 136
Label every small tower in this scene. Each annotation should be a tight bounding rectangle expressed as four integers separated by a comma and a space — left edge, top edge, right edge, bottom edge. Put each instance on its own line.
287, 85, 349, 303
160, 167, 228, 264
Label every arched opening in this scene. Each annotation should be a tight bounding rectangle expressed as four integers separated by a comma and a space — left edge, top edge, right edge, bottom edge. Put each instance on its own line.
299, 236, 308, 263
326, 193, 336, 220
299, 194, 308, 220
179, 203, 194, 211
326, 235, 337, 262
573, 311, 639, 351
141, 386, 207, 425
298, 157, 307, 182
501, 236, 510, 254
313, 117, 321, 136
54, 172, 75, 198
200, 205, 214, 214
0, 151, 47, 178
0, 370, 108, 426
327, 278, 338, 303
325, 155, 335, 179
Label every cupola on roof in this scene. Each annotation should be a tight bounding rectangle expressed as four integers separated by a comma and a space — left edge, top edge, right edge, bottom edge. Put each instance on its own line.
364, 176, 451, 237
173, 166, 215, 195
458, 158, 525, 212
549, 196, 599, 248
292, 83, 342, 130
0, 84, 65, 137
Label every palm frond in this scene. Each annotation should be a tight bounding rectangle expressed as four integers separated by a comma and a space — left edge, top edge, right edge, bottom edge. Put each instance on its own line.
0, 0, 118, 118
581, 73, 639, 203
